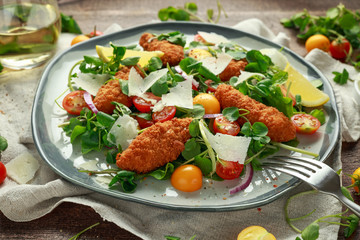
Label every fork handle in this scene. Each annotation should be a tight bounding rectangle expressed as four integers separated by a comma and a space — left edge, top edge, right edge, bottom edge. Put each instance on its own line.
333, 189, 360, 217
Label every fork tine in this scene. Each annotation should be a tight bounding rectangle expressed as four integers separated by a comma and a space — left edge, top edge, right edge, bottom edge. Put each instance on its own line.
269, 155, 323, 168
262, 164, 311, 182
263, 157, 319, 173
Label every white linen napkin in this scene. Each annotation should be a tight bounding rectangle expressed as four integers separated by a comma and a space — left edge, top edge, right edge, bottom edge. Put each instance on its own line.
1, 18, 359, 240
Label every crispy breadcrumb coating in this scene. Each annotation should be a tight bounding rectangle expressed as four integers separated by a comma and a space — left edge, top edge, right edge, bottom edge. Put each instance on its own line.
93, 66, 144, 114
219, 59, 248, 82
139, 33, 184, 66
215, 84, 296, 142
116, 118, 193, 173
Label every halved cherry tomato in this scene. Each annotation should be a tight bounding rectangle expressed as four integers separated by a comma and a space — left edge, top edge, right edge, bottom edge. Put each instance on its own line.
193, 93, 220, 114
213, 115, 240, 136
194, 34, 206, 43
204, 80, 217, 93
62, 90, 91, 115
132, 92, 161, 113
192, 83, 199, 91
291, 114, 321, 135
135, 116, 154, 129
0, 162, 6, 184
329, 38, 351, 60
171, 164, 203, 192
152, 106, 176, 122
216, 160, 244, 180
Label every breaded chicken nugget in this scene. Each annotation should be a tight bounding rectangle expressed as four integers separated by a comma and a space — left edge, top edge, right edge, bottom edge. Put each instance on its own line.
215, 84, 296, 142
93, 66, 135, 114
116, 118, 193, 173
219, 59, 248, 82
139, 33, 184, 66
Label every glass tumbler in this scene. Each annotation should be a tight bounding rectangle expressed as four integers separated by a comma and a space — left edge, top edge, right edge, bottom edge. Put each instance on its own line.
0, 0, 61, 69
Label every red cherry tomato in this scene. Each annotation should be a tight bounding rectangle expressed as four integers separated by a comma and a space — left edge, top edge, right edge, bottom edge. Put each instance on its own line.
0, 162, 6, 184
291, 114, 321, 135
194, 34, 206, 43
62, 90, 91, 115
213, 115, 240, 136
88, 30, 104, 37
216, 160, 244, 180
171, 164, 203, 192
204, 80, 217, 93
152, 106, 176, 123
192, 83, 198, 91
132, 92, 161, 113
329, 38, 351, 60
135, 116, 154, 129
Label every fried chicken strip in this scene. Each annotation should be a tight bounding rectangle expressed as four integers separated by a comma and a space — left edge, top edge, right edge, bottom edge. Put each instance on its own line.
93, 66, 143, 114
139, 33, 184, 66
215, 84, 296, 142
116, 118, 193, 173
219, 59, 248, 82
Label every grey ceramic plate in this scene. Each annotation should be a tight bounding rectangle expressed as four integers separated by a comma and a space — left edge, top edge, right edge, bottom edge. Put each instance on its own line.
32, 22, 340, 211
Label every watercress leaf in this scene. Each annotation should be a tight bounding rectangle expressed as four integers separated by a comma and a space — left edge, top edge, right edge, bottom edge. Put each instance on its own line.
189, 119, 200, 137
185, 2, 197, 13
173, 9, 190, 21
295, 237, 302, 240
106, 150, 117, 164
241, 122, 252, 137
252, 122, 268, 136
60, 13, 82, 34
332, 69, 349, 85
164, 236, 181, 240
111, 44, 126, 62
280, 18, 295, 28
0, 62, 3, 73
182, 138, 201, 160
62, 117, 84, 136
151, 75, 169, 96
309, 109, 325, 125
0, 135, 8, 152
83, 55, 103, 67
121, 178, 137, 193
341, 186, 354, 201
222, 107, 240, 121
81, 130, 101, 154
133, 112, 152, 121
194, 156, 213, 176
96, 111, 116, 129
70, 125, 87, 143
148, 162, 174, 180
207, 8, 214, 20
158, 8, 170, 21
120, 56, 140, 66
344, 214, 359, 237
339, 13, 357, 30
147, 56, 163, 72
326, 7, 339, 19
198, 65, 221, 83
226, 50, 246, 60
180, 57, 199, 73
177, 104, 205, 119
301, 222, 319, 240
119, 79, 129, 96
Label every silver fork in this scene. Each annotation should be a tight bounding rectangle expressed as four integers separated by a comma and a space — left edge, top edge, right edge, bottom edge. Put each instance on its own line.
261, 155, 360, 217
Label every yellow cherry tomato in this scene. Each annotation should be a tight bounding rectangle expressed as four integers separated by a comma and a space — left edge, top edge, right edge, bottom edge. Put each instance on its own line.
171, 165, 203, 192
351, 167, 360, 193
305, 34, 330, 53
238, 226, 276, 240
71, 35, 90, 46
193, 93, 221, 114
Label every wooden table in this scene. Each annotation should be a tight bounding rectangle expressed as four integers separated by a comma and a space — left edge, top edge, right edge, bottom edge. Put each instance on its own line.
1, 0, 360, 239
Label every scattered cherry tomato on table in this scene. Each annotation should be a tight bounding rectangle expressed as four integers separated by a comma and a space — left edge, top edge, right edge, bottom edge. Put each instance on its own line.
213, 115, 240, 136
0, 161, 6, 184
305, 34, 330, 53
171, 164, 203, 192
62, 90, 91, 115
193, 93, 221, 114
71, 35, 90, 46
351, 167, 360, 193
329, 37, 351, 60
152, 106, 176, 123
88, 30, 104, 37
216, 160, 244, 180
291, 113, 321, 135
237, 225, 276, 240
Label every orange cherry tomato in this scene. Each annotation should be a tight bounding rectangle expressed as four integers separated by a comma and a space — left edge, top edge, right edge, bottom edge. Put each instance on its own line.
351, 167, 360, 193
171, 165, 203, 192
305, 34, 330, 53
193, 93, 221, 114
71, 35, 90, 46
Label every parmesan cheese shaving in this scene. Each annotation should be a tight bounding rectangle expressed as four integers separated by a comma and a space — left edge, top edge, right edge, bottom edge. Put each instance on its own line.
73, 73, 110, 96
232, 71, 265, 86
128, 68, 168, 96
200, 52, 233, 75
198, 31, 230, 45
107, 114, 139, 151
202, 124, 251, 164
5, 152, 40, 184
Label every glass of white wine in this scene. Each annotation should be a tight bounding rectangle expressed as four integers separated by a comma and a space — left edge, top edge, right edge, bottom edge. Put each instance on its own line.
0, 0, 61, 69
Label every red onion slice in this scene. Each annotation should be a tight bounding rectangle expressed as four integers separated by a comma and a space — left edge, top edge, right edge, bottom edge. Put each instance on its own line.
203, 113, 222, 119
229, 164, 253, 195
174, 65, 199, 88
83, 91, 98, 114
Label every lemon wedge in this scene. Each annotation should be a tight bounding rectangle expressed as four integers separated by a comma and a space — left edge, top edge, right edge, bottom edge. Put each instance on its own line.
95, 45, 164, 67
284, 63, 329, 107
237, 226, 276, 240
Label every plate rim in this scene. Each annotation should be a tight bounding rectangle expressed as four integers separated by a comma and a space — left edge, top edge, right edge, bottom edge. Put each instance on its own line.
31, 21, 341, 211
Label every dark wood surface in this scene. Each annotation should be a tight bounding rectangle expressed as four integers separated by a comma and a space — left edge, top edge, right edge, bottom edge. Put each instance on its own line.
1, 0, 360, 239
